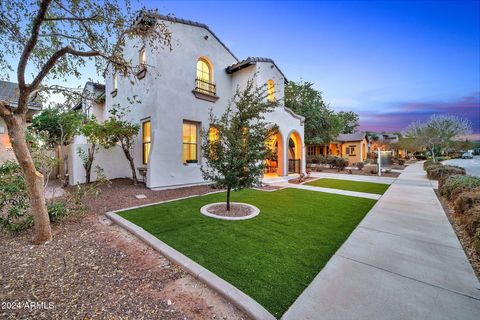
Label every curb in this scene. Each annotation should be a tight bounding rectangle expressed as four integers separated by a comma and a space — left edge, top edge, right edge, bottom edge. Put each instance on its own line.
105, 210, 276, 320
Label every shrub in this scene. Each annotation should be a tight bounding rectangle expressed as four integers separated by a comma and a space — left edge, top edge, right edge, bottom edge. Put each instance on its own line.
0, 161, 31, 232
47, 201, 70, 222
458, 205, 480, 237
356, 162, 364, 170
423, 160, 441, 170
331, 157, 349, 170
440, 175, 480, 202
397, 159, 405, 165
453, 188, 480, 215
427, 165, 466, 180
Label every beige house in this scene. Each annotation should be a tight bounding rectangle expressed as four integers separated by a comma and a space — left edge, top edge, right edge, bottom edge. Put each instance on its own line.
0, 81, 43, 163
307, 132, 369, 164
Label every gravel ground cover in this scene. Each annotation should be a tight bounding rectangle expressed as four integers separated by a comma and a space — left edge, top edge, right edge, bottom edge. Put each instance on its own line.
1, 179, 248, 320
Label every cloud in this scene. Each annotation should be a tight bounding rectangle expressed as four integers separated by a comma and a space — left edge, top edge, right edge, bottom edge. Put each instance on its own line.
358, 92, 480, 137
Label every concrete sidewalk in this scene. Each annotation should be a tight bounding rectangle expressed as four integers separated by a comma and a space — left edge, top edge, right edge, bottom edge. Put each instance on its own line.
283, 162, 480, 320
278, 182, 381, 200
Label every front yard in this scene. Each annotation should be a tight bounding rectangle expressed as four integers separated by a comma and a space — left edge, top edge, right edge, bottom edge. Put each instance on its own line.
306, 178, 390, 195
119, 188, 377, 317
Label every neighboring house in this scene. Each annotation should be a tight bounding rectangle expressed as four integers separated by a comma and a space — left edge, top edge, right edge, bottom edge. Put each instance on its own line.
306, 132, 369, 164
368, 132, 406, 158
66, 14, 305, 189
73, 82, 105, 119
0, 80, 43, 163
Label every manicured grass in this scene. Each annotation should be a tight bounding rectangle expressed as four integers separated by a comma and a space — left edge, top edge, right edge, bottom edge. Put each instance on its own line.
306, 178, 390, 195
119, 188, 376, 317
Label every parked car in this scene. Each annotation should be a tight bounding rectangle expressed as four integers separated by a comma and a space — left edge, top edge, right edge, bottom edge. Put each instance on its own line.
461, 152, 473, 159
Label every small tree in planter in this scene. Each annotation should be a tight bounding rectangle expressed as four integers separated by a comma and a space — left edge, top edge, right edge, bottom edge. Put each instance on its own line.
201, 79, 277, 211
100, 107, 140, 184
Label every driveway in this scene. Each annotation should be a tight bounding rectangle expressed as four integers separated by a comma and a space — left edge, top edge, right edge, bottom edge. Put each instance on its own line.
444, 156, 480, 177
282, 162, 480, 320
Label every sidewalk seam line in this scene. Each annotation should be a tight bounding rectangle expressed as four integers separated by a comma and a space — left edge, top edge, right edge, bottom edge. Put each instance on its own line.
357, 225, 464, 250
335, 254, 480, 301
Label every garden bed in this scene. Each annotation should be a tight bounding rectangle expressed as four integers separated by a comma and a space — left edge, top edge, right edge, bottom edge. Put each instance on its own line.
1, 179, 247, 320
436, 190, 480, 278
117, 188, 377, 317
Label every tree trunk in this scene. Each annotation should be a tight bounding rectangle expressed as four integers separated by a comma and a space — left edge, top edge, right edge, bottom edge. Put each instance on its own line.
4, 114, 52, 244
85, 144, 95, 183
431, 145, 436, 162
122, 146, 137, 185
226, 187, 231, 211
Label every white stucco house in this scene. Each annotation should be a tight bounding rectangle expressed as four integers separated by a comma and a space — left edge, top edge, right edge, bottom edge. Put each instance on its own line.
66, 14, 305, 189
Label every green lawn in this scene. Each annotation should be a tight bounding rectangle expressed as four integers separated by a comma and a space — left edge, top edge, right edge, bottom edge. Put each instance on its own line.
306, 178, 390, 195
119, 188, 376, 317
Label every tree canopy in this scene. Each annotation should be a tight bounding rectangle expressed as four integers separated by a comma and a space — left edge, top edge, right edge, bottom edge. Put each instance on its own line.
284, 80, 343, 145
337, 111, 360, 134
201, 79, 276, 210
405, 114, 471, 161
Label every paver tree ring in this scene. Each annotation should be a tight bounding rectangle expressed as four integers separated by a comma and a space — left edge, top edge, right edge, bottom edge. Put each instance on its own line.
200, 202, 260, 220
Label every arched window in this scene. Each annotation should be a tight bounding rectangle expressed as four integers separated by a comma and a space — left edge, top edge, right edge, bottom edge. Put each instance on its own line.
196, 58, 214, 95
139, 48, 146, 68
267, 79, 275, 102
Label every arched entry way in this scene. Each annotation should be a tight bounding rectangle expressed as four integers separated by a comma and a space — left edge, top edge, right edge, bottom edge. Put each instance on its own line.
265, 130, 284, 177
287, 130, 302, 174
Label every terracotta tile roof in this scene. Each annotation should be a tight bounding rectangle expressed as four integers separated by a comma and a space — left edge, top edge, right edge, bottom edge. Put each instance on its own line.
225, 57, 287, 81
137, 13, 239, 62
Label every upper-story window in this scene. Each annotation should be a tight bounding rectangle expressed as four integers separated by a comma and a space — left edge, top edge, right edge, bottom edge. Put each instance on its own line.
267, 79, 275, 102
195, 58, 216, 96
139, 48, 146, 68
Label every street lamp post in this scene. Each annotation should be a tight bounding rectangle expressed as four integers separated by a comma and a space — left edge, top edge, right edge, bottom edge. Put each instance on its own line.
377, 148, 381, 177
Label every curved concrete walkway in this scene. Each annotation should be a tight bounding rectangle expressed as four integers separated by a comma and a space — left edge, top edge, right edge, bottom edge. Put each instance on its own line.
282, 162, 480, 320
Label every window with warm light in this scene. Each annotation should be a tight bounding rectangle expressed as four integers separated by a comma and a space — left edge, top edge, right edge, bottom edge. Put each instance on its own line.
196, 58, 215, 95
139, 48, 146, 68
267, 79, 275, 102
183, 121, 198, 164
142, 120, 151, 164
209, 126, 219, 142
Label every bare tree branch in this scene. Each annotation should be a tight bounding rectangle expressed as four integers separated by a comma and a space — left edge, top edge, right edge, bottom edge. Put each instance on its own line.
17, 0, 53, 94
28, 46, 100, 95
44, 15, 99, 22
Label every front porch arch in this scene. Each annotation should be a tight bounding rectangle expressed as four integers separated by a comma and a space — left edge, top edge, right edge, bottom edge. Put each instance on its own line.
286, 129, 303, 174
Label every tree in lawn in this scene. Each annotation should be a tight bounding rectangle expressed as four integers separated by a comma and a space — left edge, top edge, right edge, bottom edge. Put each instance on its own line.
0, 1, 171, 244
405, 114, 471, 162
100, 106, 140, 185
201, 79, 277, 211
77, 118, 105, 184
284, 80, 343, 145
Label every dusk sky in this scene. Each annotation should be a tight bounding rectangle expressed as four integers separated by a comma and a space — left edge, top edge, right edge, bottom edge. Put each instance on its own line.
8, 1, 479, 139
146, 0, 480, 139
